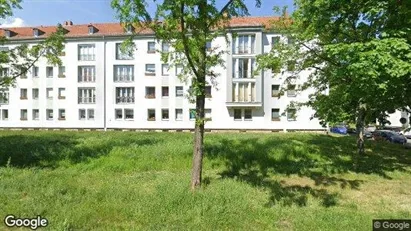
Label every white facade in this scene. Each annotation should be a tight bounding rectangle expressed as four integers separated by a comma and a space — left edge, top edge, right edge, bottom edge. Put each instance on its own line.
0, 25, 327, 131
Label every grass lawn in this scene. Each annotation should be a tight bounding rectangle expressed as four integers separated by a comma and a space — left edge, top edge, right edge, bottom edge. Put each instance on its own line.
0, 131, 410, 230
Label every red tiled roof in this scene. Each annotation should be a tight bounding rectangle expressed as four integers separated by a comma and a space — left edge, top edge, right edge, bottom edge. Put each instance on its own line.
0, 16, 279, 40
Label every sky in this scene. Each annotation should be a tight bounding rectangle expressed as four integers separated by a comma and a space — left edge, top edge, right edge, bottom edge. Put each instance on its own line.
0, 0, 294, 27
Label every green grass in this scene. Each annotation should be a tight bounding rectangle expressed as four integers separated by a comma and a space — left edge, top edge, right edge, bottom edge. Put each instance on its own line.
0, 131, 410, 230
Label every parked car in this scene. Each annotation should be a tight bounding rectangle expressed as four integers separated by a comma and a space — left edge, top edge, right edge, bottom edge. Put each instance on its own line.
400, 127, 411, 139
373, 130, 407, 144
330, 126, 347, 135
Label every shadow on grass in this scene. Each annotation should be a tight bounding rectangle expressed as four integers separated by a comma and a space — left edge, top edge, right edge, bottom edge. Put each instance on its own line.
205, 134, 411, 207
0, 133, 160, 168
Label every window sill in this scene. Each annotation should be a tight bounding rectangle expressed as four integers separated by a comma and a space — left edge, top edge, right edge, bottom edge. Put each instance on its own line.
46, 76, 53, 78
145, 96, 156, 99
147, 51, 156, 54
145, 73, 156, 76
58, 97, 66, 100
46, 119, 53, 121
234, 119, 242, 121
287, 95, 297, 97
88, 118, 95, 120
20, 118, 27, 121
147, 118, 156, 121
58, 118, 66, 121
162, 74, 169, 77
58, 75, 65, 78
20, 97, 27, 100
244, 119, 253, 121
125, 119, 134, 121
161, 96, 169, 98
272, 95, 280, 97
272, 118, 281, 121
162, 119, 169, 121
47, 97, 53, 100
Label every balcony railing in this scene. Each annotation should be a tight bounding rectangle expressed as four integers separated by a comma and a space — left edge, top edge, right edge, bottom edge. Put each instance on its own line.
116, 96, 135, 104
78, 97, 96, 104
78, 75, 96, 82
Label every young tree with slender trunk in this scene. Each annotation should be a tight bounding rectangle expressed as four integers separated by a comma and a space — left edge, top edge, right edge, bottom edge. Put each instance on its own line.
111, 0, 261, 190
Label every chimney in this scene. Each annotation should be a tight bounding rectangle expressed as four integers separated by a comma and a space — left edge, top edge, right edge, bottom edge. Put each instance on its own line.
64, 21, 73, 26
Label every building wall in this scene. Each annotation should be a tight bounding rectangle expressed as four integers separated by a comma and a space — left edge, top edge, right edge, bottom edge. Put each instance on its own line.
0, 29, 325, 130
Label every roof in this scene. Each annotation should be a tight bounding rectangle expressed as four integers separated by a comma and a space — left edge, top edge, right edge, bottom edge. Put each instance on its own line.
0, 16, 279, 40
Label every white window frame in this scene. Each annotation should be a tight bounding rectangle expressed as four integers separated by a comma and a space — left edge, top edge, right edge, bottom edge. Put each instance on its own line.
114, 65, 134, 82
116, 87, 135, 104
78, 66, 96, 82
78, 88, 96, 104
175, 109, 183, 121
78, 44, 96, 61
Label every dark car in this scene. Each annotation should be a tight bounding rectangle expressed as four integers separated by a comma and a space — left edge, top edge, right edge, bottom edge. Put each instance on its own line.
373, 130, 407, 144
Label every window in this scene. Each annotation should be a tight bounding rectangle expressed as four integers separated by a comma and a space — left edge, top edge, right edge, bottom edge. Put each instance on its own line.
20, 71, 27, 79
176, 86, 184, 97
232, 83, 256, 102
88, 26, 94, 34
58, 88, 66, 99
287, 109, 297, 121
58, 109, 66, 120
271, 36, 280, 47
271, 109, 280, 121
272, 85, 280, 97
79, 109, 86, 120
147, 109, 156, 121
20, 89, 27, 99
33, 28, 39, 37
2, 109, 8, 120
58, 66, 65, 78
234, 109, 242, 120
116, 87, 135, 103
287, 85, 296, 97
162, 86, 169, 98
244, 109, 252, 120
116, 43, 134, 60
162, 64, 169, 76
32, 66, 39, 78
162, 109, 169, 120
88, 109, 94, 120
145, 87, 155, 99
114, 65, 134, 82
162, 42, 169, 53
46, 66, 53, 78
145, 64, 156, 75
46, 109, 53, 120
46, 88, 53, 99
78, 88, 96, 104
235, 35, 255, 54
287, 36, 295, 45
78, 66, 96, 82
123, 109, 133, 120
147, 42, 155, 53
206, 41, 212, 51
234, 58, 255, 78
32, 88, 39, 99
189, 109, 196, 120
20, 109, 27, 120
78, 44, 96, 61
33, 109, 39, 120
175, 65, 183, 75
0, 90, 8, 104
205, 86, 212, 98
115, 109, 122, 120
205, 109, 212, 121
175, 109, 183, 121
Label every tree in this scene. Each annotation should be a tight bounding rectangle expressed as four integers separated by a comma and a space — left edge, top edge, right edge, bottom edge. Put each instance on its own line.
111, 0, 261, 189
0, 0, 65, 91
257, 1, 411, 161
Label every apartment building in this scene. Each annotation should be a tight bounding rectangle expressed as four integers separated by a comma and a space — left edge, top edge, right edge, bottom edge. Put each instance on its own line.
0, 17, 347, 131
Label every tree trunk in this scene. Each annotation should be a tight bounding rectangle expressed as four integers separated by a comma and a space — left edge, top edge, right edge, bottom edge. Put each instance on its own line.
191, 95, 205, 190
354, 105, 366, 170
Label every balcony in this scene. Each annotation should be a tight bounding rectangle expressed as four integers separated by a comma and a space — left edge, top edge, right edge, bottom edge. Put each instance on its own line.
116, 96, 135, 104
78, 97, 96, 104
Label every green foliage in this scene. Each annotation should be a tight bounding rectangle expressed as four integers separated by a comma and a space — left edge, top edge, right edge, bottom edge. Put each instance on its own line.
257, 0, 411, 126
0, 2, 65, 88
1, 131, 411, 230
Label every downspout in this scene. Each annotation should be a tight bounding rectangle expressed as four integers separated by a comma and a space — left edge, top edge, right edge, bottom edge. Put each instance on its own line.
103, 36, 107, 131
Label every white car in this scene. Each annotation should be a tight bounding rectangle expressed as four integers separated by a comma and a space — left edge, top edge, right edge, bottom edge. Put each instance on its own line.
400, 127, 411, 139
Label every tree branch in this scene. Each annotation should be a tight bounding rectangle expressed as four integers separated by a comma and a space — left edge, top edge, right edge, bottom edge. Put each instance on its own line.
206, 0, 234, 28
180, 2, 200, 78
